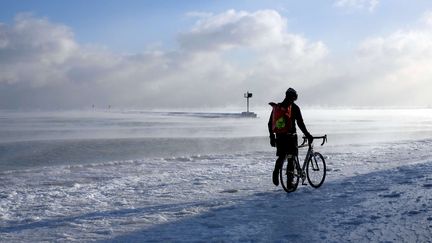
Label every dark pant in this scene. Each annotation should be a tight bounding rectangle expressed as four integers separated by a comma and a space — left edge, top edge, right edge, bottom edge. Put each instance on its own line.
275, 133, 298, 157
274, 134, 298, 175
275, 155, 295, 171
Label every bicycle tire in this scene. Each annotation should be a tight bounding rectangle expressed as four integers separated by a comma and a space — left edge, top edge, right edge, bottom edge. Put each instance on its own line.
306, 152, 326, 188
280, 158, 300, 193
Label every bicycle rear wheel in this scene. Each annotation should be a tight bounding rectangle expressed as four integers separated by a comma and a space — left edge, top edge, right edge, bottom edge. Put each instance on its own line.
280, 158, 300, 193
306, 152, 326, 188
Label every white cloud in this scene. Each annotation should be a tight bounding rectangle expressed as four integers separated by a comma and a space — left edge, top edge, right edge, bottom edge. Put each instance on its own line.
334, 0, 379, 12
179, 9, 287, 51
0, 13, 78, 86
0, 11, 329, 109
421, 11, 432, 26
177, 9, 330, 100
323, 12, 432, 107
3, 9, 432, 109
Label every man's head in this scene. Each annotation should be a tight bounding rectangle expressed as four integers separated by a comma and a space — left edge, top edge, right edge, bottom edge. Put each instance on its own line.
285, 87, 298, 101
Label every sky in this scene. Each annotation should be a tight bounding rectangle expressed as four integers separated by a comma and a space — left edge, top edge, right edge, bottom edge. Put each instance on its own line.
1, 0, 432, 110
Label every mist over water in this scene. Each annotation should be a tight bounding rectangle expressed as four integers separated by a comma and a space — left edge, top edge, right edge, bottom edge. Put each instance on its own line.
303, 108, 432, 144
1, 108, 431, 171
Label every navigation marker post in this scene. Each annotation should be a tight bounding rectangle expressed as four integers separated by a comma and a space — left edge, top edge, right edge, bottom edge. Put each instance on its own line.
241, 91, 257, 118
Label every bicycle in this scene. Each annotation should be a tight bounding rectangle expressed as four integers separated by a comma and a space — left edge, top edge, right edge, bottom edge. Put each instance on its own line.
280, 135, 327, 193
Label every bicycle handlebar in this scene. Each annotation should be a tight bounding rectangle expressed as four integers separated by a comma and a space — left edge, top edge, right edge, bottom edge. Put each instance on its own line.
300, 135, 327, 147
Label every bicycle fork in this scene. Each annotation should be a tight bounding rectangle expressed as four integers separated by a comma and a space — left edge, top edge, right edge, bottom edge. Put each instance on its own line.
299, 147, 314, 185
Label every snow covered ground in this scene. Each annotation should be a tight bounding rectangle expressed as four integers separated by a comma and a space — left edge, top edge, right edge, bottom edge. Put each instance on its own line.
1, 109, 432, 242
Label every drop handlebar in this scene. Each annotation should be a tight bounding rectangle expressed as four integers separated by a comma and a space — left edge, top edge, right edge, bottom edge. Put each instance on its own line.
300, 135, 327, 147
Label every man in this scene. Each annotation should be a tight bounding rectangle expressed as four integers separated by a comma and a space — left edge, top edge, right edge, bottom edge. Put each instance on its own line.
268, 88, 313, 187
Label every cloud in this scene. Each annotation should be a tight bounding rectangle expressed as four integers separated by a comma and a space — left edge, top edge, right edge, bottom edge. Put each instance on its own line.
177, 9, 330, 100
0, 11, 328, 109
334, 0, 379, 12
421, 10, 432, 26
179, 10, 288, 51
4, 9, 430, 110
0, 13, 78, 86
317, 11, 432, 107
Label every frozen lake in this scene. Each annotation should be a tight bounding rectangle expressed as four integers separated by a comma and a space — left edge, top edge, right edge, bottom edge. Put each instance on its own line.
1, 108, 432, 241
1, 108, 432, 171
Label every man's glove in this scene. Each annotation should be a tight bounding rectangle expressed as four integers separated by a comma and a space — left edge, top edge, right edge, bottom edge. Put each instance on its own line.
306, 133, 314, 145
270, 134, 276, 147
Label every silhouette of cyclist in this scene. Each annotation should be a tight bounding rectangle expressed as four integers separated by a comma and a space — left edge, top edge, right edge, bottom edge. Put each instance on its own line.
268, 88, 313, 187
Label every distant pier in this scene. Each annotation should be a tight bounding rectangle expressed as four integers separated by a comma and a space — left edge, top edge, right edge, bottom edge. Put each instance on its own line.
240, 111, 257, 118
241, 91, 257, 118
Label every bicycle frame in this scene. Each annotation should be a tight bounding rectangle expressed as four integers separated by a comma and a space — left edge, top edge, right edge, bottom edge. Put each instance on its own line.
294, 135, 327, 185
279, 135, 327, 192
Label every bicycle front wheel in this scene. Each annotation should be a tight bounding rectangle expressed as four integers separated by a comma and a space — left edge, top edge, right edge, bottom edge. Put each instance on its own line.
280, 158, 300, 193
306, 152, 326, 188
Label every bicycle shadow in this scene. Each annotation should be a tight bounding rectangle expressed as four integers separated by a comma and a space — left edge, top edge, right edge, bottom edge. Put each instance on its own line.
105, 161, 432, 242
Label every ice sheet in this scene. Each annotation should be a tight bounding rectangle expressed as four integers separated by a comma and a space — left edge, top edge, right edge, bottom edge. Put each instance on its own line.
1, 139, 432, 241
1, 109, 432, 241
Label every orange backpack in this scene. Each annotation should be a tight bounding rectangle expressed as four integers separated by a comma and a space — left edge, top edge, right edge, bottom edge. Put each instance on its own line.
269, 102, 292, 134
